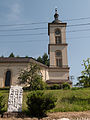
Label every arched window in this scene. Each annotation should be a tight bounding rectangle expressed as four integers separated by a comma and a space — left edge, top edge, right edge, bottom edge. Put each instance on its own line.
5, 70, 11, 87
55, 29, 61, 44
55, 50, 62, 67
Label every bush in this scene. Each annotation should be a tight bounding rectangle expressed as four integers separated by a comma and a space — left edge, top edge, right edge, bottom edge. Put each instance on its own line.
50, 84, 60, 90
0, 94, 5, 114
46, 84, 62, 90
62, 82, 70, 89
71, 87, 83, 90
27, 91, 57, 117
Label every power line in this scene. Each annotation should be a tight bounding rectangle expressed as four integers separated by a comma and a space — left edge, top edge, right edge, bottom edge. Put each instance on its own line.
0, 22, 47, 27
0, 35, 90, 43
0, 28, 90, 36
67, 35, 90, 40
0, 16, 90, 27
0, 27, 47, 32
67, 22, 90, 27
0, 27, 90, 34
63, 17, 90, 22
0, 33, 47, 37
0, 40, 48, 43
0, 22, 90, 33
67, 28, 90, 33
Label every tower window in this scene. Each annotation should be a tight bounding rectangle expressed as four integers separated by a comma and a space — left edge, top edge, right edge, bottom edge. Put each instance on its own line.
55, 29, 61, 44
56, 59, 62, 67
55, 36, 61, 44
55, 50, 62, 67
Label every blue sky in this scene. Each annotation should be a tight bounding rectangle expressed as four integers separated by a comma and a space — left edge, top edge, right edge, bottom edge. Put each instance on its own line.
0, 0, 90, 84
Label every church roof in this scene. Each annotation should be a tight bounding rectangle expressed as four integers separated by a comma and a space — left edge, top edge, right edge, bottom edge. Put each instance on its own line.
0, 57, 31, 63
0, 57, 48, 68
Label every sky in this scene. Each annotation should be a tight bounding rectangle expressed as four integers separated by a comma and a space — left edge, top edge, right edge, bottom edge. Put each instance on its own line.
0, 0, 90, 84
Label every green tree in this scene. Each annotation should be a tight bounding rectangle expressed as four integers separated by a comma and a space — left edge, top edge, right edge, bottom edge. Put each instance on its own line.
30, 75, 45, 90
77, 58, 90, 87
37, 53, 49, 66
25, 56, 29, 58
18, 63, 45, 90
37, 56, 43, 63
9, 52, 15, 57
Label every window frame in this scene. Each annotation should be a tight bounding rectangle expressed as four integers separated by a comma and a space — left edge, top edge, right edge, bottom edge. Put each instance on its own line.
55, 50, 62, 67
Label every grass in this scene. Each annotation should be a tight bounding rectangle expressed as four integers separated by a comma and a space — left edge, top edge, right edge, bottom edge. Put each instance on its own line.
1, 88, 90, 112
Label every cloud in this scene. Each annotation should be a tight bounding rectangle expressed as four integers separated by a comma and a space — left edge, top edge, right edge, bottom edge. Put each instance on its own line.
7, 2, 21, 21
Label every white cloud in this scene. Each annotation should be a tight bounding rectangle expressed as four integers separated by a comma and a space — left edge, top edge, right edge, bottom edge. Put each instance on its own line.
7, 2, 21, 21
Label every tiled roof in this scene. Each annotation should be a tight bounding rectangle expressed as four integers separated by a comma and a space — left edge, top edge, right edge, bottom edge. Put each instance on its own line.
0, 57, 48, 68
0, 57, 31, 63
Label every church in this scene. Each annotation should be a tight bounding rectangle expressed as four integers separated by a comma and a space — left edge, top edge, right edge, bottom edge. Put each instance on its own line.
0, 9, 71, 88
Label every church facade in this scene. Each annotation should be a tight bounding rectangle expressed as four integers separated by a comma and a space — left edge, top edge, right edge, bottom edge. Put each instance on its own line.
0, 9, 71, 88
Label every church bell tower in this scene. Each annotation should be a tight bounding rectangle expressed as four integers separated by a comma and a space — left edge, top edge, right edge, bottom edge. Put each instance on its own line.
47, 9, 71, 85
48, 8, 68, 68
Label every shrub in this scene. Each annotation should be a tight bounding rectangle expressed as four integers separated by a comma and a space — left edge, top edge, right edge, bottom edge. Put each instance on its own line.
46, 84, 61, 90
71, 87, 81, 90
50, 84, 60, 90
45, 84, 50, 90
27, 91, 57, 117
62, 82, 70, 89
0, 94, 5, 114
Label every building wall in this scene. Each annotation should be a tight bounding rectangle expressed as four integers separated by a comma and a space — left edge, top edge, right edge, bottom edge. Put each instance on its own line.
0, 62, 70, 88
48, 68, 69, 80
49, 45, 68, 67
0, 62, 49, 88
49, 24, 66, 44
0, 63, 28, 87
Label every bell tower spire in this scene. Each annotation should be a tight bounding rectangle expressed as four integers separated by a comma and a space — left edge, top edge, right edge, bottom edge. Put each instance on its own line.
54, 8, 59, 20
52, 8, 61, 23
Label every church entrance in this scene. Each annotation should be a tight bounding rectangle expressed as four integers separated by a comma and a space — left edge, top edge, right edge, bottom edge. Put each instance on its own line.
5, 70, 11, 87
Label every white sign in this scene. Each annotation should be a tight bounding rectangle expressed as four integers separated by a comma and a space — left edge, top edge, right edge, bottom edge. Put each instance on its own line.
8, 85, 23, 112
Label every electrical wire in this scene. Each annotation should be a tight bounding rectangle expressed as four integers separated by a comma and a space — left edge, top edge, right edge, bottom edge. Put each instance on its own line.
0, 16, 90, 27
0, 27, 90, 36
0, 35, 90, 43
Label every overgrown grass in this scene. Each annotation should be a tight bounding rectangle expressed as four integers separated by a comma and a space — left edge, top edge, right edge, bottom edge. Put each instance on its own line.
1, 88, 90, 112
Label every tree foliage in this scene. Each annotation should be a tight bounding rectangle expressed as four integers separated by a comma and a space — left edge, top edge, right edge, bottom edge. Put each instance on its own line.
18, 63, 45, 90
9, 52, 15, 57
27, 91, 57, 117
37, 53, 49, 66
76, 58, 90, 87
30, 75, 45, 90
